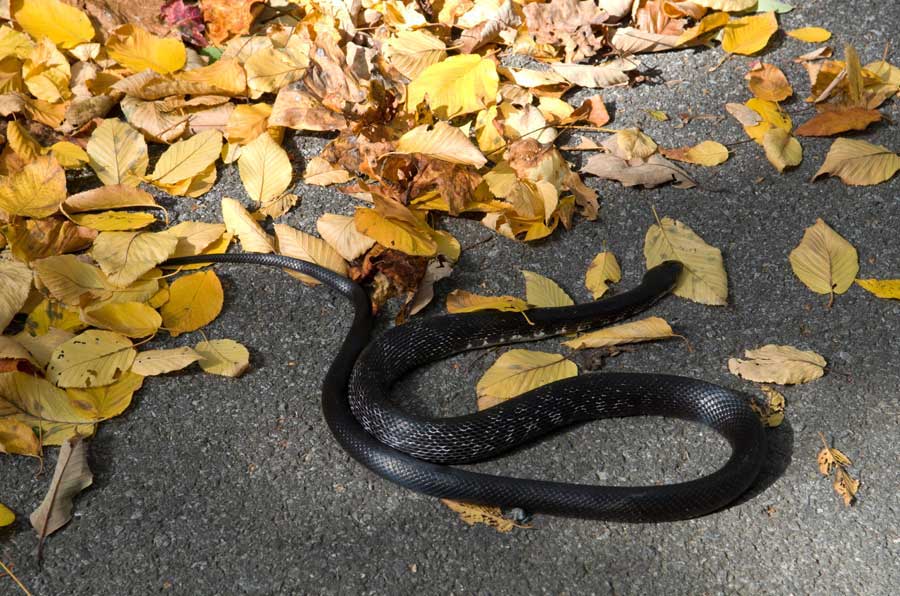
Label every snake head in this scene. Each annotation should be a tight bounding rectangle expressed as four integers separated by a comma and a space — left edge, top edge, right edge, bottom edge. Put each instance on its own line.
645, 260, 684, 292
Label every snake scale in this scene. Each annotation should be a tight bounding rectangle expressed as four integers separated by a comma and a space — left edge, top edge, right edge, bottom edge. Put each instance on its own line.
165, 252, 766, 522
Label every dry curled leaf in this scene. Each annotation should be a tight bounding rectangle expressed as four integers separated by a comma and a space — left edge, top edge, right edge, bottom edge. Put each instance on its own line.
30, 434, 93, 551
817, 433, 859, 506
440, 499, 528, 532
750, 385, 785, 428
728, 344, 826, 385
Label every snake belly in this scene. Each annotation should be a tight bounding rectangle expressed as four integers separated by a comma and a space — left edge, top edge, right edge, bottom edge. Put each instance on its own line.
165, 253, 766, 522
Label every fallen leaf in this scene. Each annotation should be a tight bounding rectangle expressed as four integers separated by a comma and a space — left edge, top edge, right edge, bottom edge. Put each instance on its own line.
384, 29, 447, 80
644, 217, 728, 305
787, 27, 831, 43
0, 417, 40, 456
0, 371, 94, 444
817, 433, 859, 506
523, 270, 573, 308
354, 201, 437, 258
407, 54, 499, 118
303, 157, 352, 187
762, 128, 802, 172
0, 502, 14, 526
476, 349, 577, 410
106, 24, 186, 74
194, 339, 249, 377
582, 153, 695, 188
721, 12, 778, 56
30, 434, 92, 551
0, 258, 32, 332
201, 0, 262, 45
746, 63, 793, 101
524, 0, 608, 62
64, 185, 159, 213
131, 347, 201, 376
160, 270, 223, 337
676, 11, 730, 46
440, 499, 528, 532
316, 213, 376, 262
750, 385, 785, 428
725, 102, 762, 126
549, 60, 633, 88
274, 224, 348, 286
11, 0, 95, 49
812, 138, 900, 186
446, 290, 529, 314
167, 221, 227, 259
660, 141, 730, 166
397, 122, 487, 168
563, 317, 676, 349
855, 278, 900, 300
795, 108, 882, 137
742, 98, 792, 143
147, 130, 222, 189
80, 302, 161, 338
46, 330, 136, 388
0, 155, 67, 218
86, 119, 148, 186
728, 344, 826, 384
90, 231, 178, 288
31, 255, 110, 307
65, 371, 143, 421
789, 218, 858, 303
585, 251, 621, 299
237, 132, 292, 203
221, 197, 273, 253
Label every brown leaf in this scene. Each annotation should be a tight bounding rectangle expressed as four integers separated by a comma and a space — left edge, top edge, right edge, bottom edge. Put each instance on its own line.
441, 499, 529, 532
795, 107, 882, 137
746, 63, 793, 101
523, 0, 608, 63
201, 0, 263, 44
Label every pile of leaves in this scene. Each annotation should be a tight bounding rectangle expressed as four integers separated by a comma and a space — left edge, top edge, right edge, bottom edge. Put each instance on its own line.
1, 0, 896, 545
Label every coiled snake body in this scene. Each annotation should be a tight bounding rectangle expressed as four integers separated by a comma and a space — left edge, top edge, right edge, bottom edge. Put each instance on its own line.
166, 253, 766, 521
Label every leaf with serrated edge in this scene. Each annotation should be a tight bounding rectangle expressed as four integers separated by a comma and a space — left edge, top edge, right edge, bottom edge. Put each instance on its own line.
644, 217, 728, 305
221, 197, 273, 253
0, 259, 32, 332
90, 231, 178, 288
476, 349, 577, 410
86, 119, 148, 186
30, 435, 93, 546
440, 499, 526, 532
132, 347, 201, 376
446, 290, 529, 314
728, 344, 826, 385
813, 138, 900, 186
237, 132, 292, 202
273, 224, 348, 287
789, 218, 858, 303
160, 270, 223, 337
0, 371, 95, 445
563, 317, 675, 349
46, 330, 135, 389
195, 339, 249, 377
585, 251, 621, 299
522, 271, 572, 308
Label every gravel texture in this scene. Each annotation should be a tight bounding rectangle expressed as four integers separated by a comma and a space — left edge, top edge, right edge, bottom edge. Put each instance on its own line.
1, 1, 899, 595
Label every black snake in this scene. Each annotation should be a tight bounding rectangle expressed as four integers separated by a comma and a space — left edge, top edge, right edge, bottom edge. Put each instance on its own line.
165, 253, 766, 521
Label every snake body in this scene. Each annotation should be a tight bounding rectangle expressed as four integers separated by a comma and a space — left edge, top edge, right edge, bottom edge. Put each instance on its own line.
166, 253, 766, 521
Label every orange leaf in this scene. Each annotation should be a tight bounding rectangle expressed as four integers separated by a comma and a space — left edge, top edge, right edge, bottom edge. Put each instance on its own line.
746, 63, 793, 102
795, 107, 882, 137
201, 0, 263, 44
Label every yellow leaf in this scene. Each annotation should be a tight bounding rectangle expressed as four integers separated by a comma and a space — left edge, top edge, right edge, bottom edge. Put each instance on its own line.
147, 130, 223, 186
14, 327, 75, 369
0, 502, 14, 526
90, 231, 178, 288
689, 0, 756, 11
615, 128, 657, 160
23, 300, 84, 337
48, 141, 89, 169
750, 385, 785, 428
80, 302, 161, 338
65, 371, 143, 420
676, 11, 730, 46
237, 132, 292, 203
721, 12, 779, 56
70, 211, 157, 231
245, 46, 309, 96
789, 218, 858, 302
746, 62, 793, 102
6, 120, 42, 162
812, 138, 900, 186
11, 0, 95, 49
743, 98, 792, 144
522, 270, 572, 308
221, 197, 273, 253
445, 290, 529, 314
476, 349, 577, 410
106, 24, 186, 74
167, 221, 227, 259
64, 185, 159, 213
787, 27, 832, 43
644, 217, 728, 306
273, 224, 348, 287
584, 251, 621, 299
154, 162, 217, 198
86, 119, 148, 186
131, 347, 200, 376
562, 317, 676, 350
0, 418, 40, 456
46, 329, 136, 388
660, 141, 730, 167
23, 37, 70, 102
160, 270, 223, 337
0, 155, 67, 218
440, 499, 528, 532
397, 122, 487, 168
728, 344, 826, 385
0, 371, 95, 444
32, 255, 110, 306
195, 339, 249, 377
407, 54, 499, 118
549, 60, 633, 88
354, 200, 437, 257
817, 433, 859, 506
225, 103, 272, 145
303, 157, 352, 187
0, 258, 31, 332
855, 278, 900, 300
316, 213, 375, 261
762, 128, 802, 172
385, 29, 447, 80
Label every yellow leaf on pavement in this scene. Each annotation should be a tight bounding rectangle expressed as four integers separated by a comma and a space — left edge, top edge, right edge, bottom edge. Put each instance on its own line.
225, 103, 272, 145
751, 385, 785, 428
221, 197, 273, 253
476, 349, 577, 410
817, 434, 859, 506
660, 141, 730, 166
746, 63, 793, 101
0, 371, 96, 444
237, 132, 292, 203
0, 155, 67, 218
522, 270, 572, 307
11, 0, 94, 49
789, 218, 858, 303
728, 344, 826, 384
86, 119, 148, 186
106, 24, 186, 74
46, 330, 136, 388
168, 221, 227, 259
0, 258, 31, 333
397, 122, 487, 168
30, 435, 93, 542
48, 141, 90, 168
70, 211, 157, 232
316, 213, 376, 261
354, 200, 437, 257
787, 27, 832, 43
446, 290, 529, 314
64, 185, 159, 213
0, 418, 40, 456
644, 217, 728, 306
585, 251, 621, 299
245, 46, 309, 96
676, 11, 730, 46
722, 12, 778, 56
763, 128, 802, 172
147, 130, 223, 185
160, 270, 223, 337
303, 157, 352, 187
80, 302, 161, 338
65, 371, 143, 420
407, 54, 499, 118
90, 231, 178, 288
0, 502, 14, 526
131, 347, 200, 376
440, 499, 527, 532
273, 224, 348, 287
855, 278, 900, 300
562, 317, 676, 349
812, 138, 900, 186
195, 339, 249, 377
743, 98, 792, 144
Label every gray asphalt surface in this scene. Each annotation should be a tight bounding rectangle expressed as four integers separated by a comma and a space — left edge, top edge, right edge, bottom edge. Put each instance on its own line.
2, 2, 899, 594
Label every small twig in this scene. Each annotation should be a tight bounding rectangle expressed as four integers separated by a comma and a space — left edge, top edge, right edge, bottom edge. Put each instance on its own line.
0, 560, 32, 596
